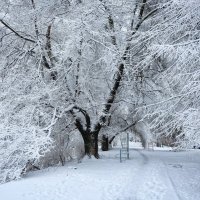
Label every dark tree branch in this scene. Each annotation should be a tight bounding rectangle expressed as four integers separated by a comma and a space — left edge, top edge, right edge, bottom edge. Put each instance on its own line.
99, 0, 117, 46
72, 106, 91, 132
0, 20, 36, 43
75, 39, 83, 99
31, 0, 40, 39
128, 8, 158, 41
75, 118, 85, 134
42, 55, 51, 69
102, 63, 124, 120
93, 63, 124, 133
139, 0, 147, 20
109, 122, 137, 144
30, 0, 53, 72
45, 24, 58, 80
45, 25, 53, 65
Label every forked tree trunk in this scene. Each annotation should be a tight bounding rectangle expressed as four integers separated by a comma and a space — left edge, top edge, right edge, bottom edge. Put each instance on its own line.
71, 108, 100, 158
82, 131, 99, 158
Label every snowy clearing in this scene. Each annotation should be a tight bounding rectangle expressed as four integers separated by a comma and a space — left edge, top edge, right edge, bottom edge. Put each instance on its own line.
0, 147, 200, 200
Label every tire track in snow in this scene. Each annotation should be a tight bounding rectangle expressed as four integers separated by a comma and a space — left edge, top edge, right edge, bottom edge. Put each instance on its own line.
135, 150, 181, 200
162, 161, 182, 200
132, 149, 167, 200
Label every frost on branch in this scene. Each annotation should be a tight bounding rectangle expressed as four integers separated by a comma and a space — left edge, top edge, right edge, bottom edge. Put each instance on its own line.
0, 126, 52, 183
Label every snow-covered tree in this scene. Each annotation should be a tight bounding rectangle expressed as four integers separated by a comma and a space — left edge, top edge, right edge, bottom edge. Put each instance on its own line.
140, 0, 200, 147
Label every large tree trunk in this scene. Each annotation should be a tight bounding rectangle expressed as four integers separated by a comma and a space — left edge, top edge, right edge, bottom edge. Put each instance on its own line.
82, 132, 92, 157
82, 132, 99, 158
92, 132, 99, 158
71, 107, 100, 158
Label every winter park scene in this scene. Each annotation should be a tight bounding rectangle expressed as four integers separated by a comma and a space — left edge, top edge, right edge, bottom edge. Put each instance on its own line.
0, 0, 200, 200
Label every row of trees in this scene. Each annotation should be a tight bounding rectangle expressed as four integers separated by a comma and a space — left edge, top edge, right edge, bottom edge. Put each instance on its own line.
0, 0, 199, 183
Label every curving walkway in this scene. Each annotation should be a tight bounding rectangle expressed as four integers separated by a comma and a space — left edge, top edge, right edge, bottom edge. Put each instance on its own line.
0, 148, 200, 200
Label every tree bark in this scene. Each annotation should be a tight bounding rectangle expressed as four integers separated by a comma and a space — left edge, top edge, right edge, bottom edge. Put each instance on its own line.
82, 131, 92, 157
71, 107, 100, 158
81, 131, 99, 158
101, 135, 109, 151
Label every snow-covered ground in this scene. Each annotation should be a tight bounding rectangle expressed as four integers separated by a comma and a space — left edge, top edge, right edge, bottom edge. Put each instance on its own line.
0, 145, 200, 200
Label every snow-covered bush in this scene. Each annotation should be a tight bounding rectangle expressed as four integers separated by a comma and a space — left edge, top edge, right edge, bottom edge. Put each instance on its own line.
0, 126, 52, 183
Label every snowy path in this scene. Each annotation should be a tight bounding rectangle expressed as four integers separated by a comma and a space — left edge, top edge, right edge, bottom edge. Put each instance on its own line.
132, 150, 179, 200
0, 148, 200, 200
132, 149, 200, 200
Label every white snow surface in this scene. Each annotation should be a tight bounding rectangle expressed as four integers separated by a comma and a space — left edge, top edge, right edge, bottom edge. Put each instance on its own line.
0, 145, 200, 200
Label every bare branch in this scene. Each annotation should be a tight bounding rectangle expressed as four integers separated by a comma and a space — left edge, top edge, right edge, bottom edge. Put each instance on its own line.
0, 20, 36, 43
99, 0, 117, 46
